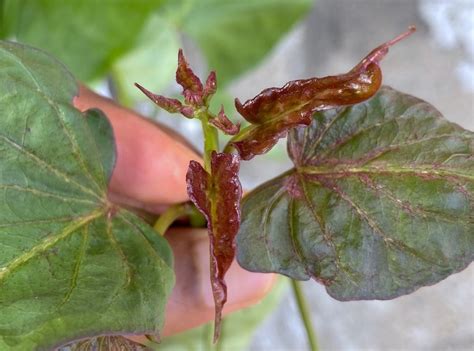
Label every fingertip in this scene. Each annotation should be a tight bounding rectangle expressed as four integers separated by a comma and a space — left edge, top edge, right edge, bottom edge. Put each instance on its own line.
73, 85, 202, 209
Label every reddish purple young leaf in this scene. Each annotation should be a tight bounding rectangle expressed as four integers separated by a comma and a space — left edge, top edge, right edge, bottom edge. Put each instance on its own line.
233, 110, 312, 159
134, 83, 194, 118
186, 152, 242, 342
177, 49, 204, 106
203, 71, 217, 104
210, 106, 240, 135
232, 26, 416, 160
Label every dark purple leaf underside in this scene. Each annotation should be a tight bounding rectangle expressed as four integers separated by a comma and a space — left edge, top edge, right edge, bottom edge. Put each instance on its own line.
232, 27, 416, 160
186, 152, 242, 342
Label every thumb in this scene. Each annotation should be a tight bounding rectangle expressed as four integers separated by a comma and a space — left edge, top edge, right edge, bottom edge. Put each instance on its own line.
73, 85, 202, 212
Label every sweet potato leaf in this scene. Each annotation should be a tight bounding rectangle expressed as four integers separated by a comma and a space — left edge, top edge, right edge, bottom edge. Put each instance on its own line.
231, 28, 416, 160
237, 86, 473, 300
67, 336, 146, 351
0, 41, 174, 349
3, 0, 164, 81
186, 152, 242, 342
136, 50, 240, 136
210, 106, 240, 135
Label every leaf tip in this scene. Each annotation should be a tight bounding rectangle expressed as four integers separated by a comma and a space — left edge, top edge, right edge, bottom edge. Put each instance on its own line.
177, 48, 185, 63
234, 97, 245, 115
359, 26, 416, 70
135, 82, 161, 104
213, 314, 223, 344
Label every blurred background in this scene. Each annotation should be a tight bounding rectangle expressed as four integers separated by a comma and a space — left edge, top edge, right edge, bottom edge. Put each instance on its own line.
3, 0, 473, 350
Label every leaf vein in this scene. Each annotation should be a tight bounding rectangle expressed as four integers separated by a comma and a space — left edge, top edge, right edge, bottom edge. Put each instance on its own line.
0, 184, 96, 204
60, 223, 89, 306
0, 133, 100, 200
0, 210, 103, 283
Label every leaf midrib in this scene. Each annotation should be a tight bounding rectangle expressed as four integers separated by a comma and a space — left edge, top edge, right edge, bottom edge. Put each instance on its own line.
0, 209, 104, 284
297, 165, 474, 181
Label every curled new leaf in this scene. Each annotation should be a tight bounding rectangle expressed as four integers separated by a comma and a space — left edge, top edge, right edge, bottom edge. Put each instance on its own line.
137, 50, 221, 119
177, 49, 204, 106
210, 106, 240, 135
134, 83, 194, 118
186, 152, 242, 342
231, 26, 416, 160
203, 71, 217, 103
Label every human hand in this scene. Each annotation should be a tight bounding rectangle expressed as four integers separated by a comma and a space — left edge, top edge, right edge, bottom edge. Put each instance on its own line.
73, 86, 275, 338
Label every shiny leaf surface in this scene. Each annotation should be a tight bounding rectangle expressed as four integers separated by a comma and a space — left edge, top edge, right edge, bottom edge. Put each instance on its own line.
237, 86, 473, 300
186, 152, 242, 341
0, 41, 174, 349
232, 28, 415, 160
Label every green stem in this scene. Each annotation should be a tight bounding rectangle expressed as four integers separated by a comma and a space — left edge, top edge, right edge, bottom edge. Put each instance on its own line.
199, 112, 219, 172
153, 203, 192, 235
291, 279, 319, 351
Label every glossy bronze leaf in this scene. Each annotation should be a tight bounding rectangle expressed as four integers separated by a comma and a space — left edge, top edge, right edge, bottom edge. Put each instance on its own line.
232, 27, 416, 160
186, 152, 242, 342
237, 86, 473, 301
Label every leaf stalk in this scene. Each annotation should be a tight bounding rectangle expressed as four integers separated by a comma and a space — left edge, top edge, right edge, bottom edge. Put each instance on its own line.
153, 203, 193, 235
198, 110, 219, 172
291, 279, 319, 351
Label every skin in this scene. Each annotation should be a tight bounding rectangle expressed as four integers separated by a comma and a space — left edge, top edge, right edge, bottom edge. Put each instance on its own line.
73, 86, 275, 340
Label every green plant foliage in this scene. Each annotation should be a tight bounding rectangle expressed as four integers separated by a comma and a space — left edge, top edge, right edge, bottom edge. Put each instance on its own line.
237, 86, 474, 300
112, 14, 180, 105
2, 0, 312, 104
0, 41, 175, 349
3, 0, 164, 81
162, 0, 313, 85
154, 277, 288, 351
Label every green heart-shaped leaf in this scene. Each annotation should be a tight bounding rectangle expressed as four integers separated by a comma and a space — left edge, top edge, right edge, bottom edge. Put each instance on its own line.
237, 86, 473, 300
0, 41, 174, 349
